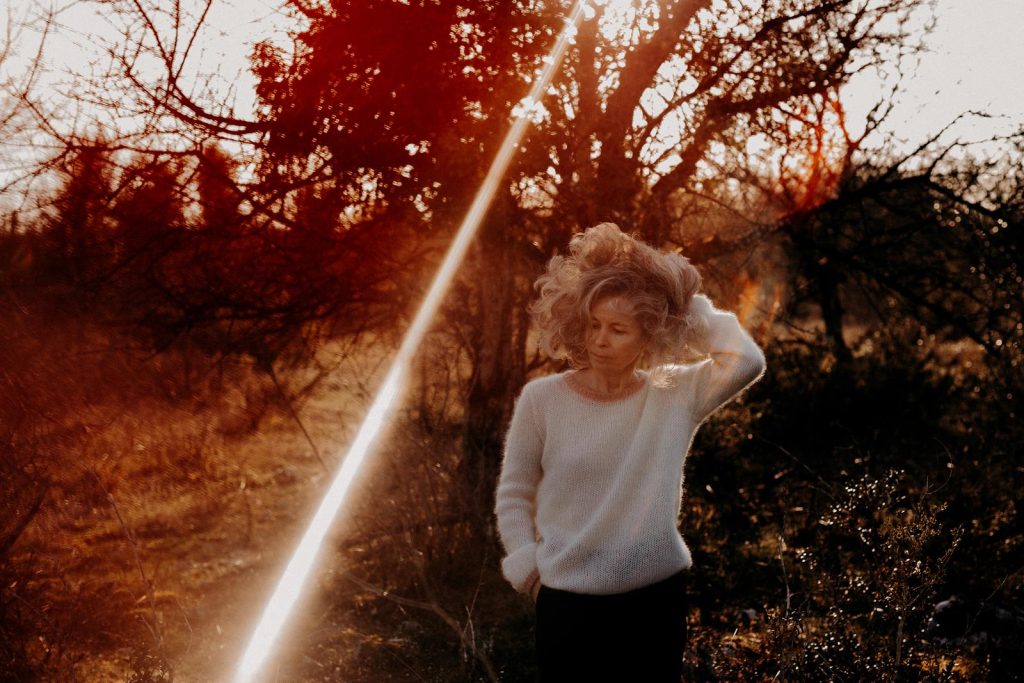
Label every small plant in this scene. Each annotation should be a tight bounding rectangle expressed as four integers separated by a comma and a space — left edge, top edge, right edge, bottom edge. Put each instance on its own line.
127, 649, 173, 683
764, 470, 967, 681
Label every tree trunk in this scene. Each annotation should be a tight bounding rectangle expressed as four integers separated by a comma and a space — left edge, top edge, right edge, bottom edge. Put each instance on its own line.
793, 223, 852, 367
815, 254, 853, 368
458, 193, 527, 529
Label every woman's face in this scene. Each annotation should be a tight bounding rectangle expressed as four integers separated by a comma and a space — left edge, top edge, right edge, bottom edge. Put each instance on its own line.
585, 295, 647, 374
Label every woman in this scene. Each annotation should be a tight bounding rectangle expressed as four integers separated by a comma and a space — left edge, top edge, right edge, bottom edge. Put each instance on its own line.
494, 222, 767, 681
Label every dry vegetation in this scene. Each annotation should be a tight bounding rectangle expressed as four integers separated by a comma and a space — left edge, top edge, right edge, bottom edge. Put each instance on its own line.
2, 0, 1022, 680
1, 291, 371, 680
3, 282, 1022, 681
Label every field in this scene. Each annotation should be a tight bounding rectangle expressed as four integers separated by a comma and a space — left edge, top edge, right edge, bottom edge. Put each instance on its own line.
4, 293, 1021, 682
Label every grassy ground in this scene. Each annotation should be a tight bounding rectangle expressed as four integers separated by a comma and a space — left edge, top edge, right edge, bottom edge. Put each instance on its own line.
1, 300, 389, 680
3, 306, 518, 681
3, 303, 1019, 681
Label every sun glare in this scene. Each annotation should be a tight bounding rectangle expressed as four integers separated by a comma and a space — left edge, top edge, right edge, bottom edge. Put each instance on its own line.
232, 1, 592, 680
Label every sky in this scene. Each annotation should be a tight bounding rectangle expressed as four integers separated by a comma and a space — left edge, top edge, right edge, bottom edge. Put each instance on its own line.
841, 0, 1024, 150
1, 0, 1022, 200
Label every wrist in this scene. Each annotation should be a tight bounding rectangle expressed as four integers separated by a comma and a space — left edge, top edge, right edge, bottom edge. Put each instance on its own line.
523, 568, 540, 596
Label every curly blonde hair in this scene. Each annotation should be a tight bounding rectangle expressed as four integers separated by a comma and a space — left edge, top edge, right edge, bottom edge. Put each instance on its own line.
529, 223, 707, 383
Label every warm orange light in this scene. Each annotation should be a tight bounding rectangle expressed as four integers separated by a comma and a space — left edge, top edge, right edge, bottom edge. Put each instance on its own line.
232, 2, 592, 681
775, 91, 850, 214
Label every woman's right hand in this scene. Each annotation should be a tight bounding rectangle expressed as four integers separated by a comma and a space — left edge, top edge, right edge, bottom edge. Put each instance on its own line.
522, 567, 541, 602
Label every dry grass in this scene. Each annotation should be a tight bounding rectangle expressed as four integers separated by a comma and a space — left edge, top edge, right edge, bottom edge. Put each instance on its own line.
3, 296, 1019, 681
1, 296, 398, 680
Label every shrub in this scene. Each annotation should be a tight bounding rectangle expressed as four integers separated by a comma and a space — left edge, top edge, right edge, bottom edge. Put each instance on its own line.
763, 470, 968, 681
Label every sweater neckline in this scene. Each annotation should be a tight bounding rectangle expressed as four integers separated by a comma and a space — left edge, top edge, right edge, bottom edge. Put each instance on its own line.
562, 370, 648, 403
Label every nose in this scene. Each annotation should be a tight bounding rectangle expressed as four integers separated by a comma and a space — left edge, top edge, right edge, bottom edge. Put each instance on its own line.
593, 326, 609, 347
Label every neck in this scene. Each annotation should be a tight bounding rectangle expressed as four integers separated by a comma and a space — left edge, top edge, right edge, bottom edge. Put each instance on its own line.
576, 366, 641, 394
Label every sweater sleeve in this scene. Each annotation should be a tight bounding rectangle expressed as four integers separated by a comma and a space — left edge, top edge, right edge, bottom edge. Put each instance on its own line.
687, 293, 767, 424
494, 383, 544, 594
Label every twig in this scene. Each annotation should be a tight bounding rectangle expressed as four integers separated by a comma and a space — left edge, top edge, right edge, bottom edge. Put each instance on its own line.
959, 570, 1019, 650
268, 364, 328, 473
338, 562, 500, 683
88, 469, 163, 650
777, 535, 792, 615
753, 434, 835, 500
0, 486, 46, 557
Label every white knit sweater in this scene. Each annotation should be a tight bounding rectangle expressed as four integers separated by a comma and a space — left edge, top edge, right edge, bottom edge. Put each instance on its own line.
494, 294, 767, 595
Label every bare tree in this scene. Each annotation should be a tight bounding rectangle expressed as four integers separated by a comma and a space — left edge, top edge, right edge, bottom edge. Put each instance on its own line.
44, 0, 981, 513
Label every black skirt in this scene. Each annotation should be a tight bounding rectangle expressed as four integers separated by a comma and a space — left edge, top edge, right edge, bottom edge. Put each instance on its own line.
534, 569, 689, 682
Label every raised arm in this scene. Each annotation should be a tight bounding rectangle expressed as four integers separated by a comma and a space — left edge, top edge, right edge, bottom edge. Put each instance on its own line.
494, 384, 544, 595
687, 293, 767, 425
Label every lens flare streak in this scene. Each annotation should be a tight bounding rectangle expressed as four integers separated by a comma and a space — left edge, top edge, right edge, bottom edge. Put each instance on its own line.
233, 2, 591, 681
